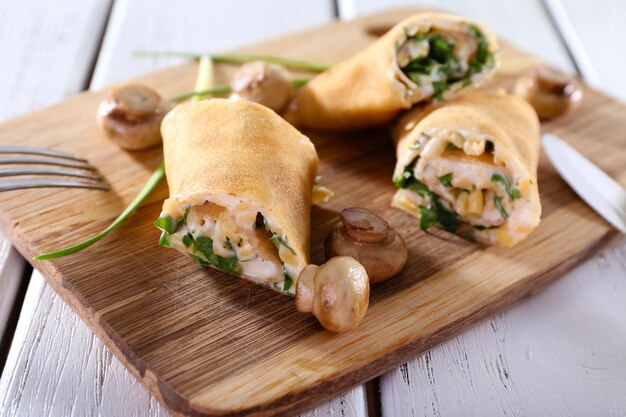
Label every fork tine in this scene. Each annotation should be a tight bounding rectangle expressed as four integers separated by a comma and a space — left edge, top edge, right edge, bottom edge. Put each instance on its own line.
0, 168, 103, 181
0, 178, 109, 192
0, 145, 88, 162
0, 157, 96, 170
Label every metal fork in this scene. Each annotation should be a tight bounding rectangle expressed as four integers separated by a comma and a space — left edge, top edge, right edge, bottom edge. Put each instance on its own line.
0, 145, 109, 192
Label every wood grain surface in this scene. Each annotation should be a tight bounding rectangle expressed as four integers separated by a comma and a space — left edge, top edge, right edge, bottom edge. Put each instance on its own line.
0, 8, 623, 417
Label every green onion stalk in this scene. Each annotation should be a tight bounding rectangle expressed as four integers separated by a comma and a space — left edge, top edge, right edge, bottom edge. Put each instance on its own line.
169, 78, 310, 102
33, 163, 166, 260
34, 57, 217, 261
134, 50, 331, 73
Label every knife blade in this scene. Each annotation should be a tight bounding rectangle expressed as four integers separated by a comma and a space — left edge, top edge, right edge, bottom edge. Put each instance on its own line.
542, 133, 626, 234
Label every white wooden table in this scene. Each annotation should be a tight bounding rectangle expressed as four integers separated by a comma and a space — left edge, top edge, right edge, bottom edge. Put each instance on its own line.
1, 1, 625, 416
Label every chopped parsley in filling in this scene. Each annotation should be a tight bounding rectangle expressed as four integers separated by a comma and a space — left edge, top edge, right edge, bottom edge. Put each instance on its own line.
394, 129, 522, 239
394, 161, 458, 232
155, 202, 296, 295
397, 24, 495, 101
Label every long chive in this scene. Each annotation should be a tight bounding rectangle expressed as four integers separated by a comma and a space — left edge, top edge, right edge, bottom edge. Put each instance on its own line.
33, 163, 166, 260
34, 57, 216, 261
134, 50, 331, 73
169, 85, 232, 102
291, 78, 310, 88
168, 78, 310, 103
194, 56, 215, 101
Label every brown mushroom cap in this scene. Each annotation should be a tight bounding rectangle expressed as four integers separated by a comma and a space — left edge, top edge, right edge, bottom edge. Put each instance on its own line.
97, 83, 172, 150
513, 66, 582, 120
296, 257, 369, 333
325, 208, 407, 283
340, 207, 389, 243
230, 61, 294, 113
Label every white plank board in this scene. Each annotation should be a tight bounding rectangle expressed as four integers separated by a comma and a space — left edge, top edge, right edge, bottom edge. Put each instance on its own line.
0, 0, 112, 346
337, 0, 575, 72
91, 0, 336, 88
545, 0, 626, 100
0, 0, 111, 119
0, 1, 369, 416
380, 238, 626, 417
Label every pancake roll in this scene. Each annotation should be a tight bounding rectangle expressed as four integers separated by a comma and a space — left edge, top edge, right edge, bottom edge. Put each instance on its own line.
155, 99, 318, 295
392, 90, 541, 247
285, 12, 498, 131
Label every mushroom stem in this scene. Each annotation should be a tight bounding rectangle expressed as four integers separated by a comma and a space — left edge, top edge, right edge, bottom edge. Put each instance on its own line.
295, 265, 318, 313
295, 257, 369, 333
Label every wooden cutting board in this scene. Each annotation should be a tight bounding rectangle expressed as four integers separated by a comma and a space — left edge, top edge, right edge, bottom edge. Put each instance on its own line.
0, 8, 623, 417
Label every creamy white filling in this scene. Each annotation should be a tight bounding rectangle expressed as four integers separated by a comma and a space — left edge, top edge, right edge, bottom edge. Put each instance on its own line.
417, 152, 504, 227
161, 193, 304, 295
239, 256, 282, 281
395, 128, 534, 242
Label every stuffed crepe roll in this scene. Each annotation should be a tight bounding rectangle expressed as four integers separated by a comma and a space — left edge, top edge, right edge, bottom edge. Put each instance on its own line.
284, 12, 498, 131
392, 90, 541, 247
155, 99, 318, 295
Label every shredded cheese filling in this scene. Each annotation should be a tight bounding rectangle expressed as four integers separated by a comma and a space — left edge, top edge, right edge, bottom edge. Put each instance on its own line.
160, 194, 304, 295
393, 128, 534, 245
